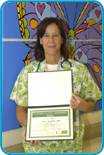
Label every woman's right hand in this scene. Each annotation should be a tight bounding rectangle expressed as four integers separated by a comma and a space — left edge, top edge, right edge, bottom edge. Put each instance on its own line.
16, 106, 41, 145
22, 129, 41, 145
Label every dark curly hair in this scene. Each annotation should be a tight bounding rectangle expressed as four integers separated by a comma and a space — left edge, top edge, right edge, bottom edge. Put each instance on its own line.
34, 17, 69, 61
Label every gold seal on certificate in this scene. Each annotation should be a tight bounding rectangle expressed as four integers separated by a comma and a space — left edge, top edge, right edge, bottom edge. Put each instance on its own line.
26, 106, 73, 140
26, 71, 73, 140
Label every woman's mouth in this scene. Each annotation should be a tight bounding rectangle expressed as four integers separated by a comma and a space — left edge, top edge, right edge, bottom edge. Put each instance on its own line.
48, 45, 56, 48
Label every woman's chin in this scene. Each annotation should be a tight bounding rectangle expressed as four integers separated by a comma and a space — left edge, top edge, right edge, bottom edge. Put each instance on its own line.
46, 50, 60, 56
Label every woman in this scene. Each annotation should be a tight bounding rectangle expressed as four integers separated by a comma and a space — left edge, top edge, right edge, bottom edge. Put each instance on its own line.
10, 17, 101, 153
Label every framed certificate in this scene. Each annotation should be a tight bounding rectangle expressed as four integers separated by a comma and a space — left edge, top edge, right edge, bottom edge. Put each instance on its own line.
26, 106, 73, 140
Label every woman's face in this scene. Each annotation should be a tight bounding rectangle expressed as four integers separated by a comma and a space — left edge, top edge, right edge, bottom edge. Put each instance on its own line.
40, 23, 63, 58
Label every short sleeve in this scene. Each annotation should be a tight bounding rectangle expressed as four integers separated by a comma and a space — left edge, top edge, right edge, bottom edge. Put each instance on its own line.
73, 62, 102, 103
10, 61, 38, 107
10, 67, 28, 107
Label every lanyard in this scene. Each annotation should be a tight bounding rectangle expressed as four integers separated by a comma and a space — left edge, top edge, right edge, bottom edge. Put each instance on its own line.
36, 59, 72, 72
61, 58, 72, 68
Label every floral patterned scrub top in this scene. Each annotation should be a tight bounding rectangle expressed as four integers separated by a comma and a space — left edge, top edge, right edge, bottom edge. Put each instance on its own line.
10, 58, 101, 153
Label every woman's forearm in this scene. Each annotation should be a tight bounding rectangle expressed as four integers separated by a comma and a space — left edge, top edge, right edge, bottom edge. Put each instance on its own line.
82, 100, 95, 112
16, 105, 27, 127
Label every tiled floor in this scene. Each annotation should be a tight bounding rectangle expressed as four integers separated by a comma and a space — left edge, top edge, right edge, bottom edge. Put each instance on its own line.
83, 137, 102, 153
3, 143, 24, 153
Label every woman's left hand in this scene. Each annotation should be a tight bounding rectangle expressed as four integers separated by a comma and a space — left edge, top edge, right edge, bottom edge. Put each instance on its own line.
70, 94, 94, 112
70, 94, 82, 110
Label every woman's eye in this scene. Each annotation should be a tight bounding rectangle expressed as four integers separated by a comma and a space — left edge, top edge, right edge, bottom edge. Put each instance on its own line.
53, 35, 59, 37
44, 34, 49, 38
54, 34, 58, 36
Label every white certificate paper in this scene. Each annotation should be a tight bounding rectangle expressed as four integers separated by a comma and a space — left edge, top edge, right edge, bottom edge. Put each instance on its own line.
26, 106, 73, 140
28, 71, 72, 107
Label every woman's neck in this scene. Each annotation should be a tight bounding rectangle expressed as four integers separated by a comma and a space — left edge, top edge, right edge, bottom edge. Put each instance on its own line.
45, 55, 61, 64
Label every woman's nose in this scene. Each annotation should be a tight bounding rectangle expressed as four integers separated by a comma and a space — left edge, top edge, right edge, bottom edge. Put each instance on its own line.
48, 36, 54, 42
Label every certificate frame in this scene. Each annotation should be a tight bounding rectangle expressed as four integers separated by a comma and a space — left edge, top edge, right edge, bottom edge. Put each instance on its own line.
26, 106, 73, 140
